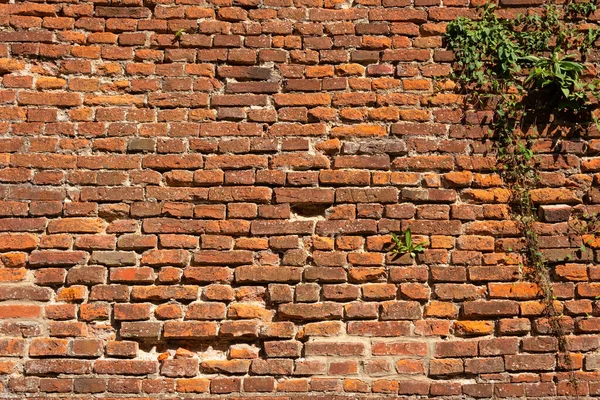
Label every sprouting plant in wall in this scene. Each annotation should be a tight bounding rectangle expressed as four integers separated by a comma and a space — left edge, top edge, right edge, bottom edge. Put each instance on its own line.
390, 229, 426, 258
521, 53, 593, 109
173, 28, 186, 41
566, 0, 597, 19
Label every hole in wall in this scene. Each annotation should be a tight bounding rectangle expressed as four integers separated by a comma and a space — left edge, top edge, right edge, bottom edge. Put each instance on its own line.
290, 204, 328, 219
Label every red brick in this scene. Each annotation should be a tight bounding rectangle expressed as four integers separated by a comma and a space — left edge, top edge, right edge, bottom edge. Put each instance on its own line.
94, 360, 157, 375
25, 360, 93, 375
163, 322, 218, 339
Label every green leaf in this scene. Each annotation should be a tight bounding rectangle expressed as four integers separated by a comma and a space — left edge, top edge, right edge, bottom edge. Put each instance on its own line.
520, 55, 541, 63
388, 229, 426, 258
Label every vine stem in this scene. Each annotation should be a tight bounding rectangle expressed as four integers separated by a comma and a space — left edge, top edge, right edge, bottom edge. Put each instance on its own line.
514, 187, 579, 393
446, 0, 600, 397
445, 3, 598, 394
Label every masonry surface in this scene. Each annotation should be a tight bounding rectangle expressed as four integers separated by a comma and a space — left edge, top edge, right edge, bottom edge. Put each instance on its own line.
0, 0, 599, 398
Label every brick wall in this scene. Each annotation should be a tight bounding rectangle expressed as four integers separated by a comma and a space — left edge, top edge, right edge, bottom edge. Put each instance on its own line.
0, 0, 599, 398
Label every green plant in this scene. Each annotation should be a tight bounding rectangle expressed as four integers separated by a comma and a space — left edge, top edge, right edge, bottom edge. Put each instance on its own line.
390, 229, 426, 258
566, 0, 597, 18
446, 2, 598, 101
582, 27, 600, 53
521, 53, 589, 107
446, 1, 599, 387
173, 28, 186, 40
445, 4, 520, 88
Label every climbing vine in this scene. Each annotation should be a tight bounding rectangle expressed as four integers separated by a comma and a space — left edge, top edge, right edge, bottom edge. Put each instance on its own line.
446, 0, 599, 385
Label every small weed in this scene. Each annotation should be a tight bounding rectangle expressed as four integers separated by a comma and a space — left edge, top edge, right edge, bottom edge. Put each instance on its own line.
390, 229, 427, 259
566, 0, 597, 18
173, 28, 186, 40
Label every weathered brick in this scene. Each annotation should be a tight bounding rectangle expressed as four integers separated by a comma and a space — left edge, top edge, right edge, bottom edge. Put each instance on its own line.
161, 359, 199, 377
163, 322, 218, 339
505, 354, 556, 371
94, 360, 158, 375
26, 360, 92, 375
279, 303, 343, 321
